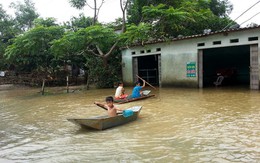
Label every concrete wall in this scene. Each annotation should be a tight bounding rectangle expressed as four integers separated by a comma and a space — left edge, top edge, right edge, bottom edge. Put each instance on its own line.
121, 50, 133, 86
121, 28, 260, 87
160, 40, 198, 87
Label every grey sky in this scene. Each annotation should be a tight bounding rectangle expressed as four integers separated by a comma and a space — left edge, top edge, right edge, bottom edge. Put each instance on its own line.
1, 0, 260, 26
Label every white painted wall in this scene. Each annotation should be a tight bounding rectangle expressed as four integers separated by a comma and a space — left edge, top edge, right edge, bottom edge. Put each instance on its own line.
122, 27, 260, 87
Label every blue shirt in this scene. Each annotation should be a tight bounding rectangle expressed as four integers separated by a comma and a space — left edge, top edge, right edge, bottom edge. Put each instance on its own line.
132, 86, 142, 98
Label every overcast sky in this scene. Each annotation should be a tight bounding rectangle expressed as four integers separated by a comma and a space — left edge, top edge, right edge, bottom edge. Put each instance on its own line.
1, 0, 260, 27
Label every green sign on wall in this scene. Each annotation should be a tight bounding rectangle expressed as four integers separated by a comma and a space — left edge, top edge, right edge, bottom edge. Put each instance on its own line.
187, 62, 196, 77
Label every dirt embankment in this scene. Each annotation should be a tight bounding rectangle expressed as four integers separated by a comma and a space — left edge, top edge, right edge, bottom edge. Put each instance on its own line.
0, 75, 86, 87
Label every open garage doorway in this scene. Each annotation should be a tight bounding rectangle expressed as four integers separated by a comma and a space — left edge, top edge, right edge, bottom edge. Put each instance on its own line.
202, 45, 251, 87
133, 55, 160, 86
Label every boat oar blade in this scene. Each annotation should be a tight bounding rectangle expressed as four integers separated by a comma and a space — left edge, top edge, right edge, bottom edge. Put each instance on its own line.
95, 103, 107, 110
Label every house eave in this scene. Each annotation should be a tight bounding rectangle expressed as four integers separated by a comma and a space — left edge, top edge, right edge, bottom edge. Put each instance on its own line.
121, 25, 260, 49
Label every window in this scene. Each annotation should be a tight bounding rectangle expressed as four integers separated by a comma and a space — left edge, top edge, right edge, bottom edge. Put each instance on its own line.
140, 50, 145, 54
248, 37, 258, 41
213, 41, 221, 45
197, 43, 205, 47
156, 48, 161, 52
230, 39, 239, 43
147, 49, 151, 53
131, 51, 136, 55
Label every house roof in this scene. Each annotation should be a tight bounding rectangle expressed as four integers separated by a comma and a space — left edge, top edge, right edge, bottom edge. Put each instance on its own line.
125, 25, 260, 48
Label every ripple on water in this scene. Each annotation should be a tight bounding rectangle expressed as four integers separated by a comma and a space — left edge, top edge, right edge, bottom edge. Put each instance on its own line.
0, 87, 260, 162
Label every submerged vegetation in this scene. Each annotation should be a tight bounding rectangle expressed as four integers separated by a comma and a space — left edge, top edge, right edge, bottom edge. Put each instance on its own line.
0, 0, 235, 88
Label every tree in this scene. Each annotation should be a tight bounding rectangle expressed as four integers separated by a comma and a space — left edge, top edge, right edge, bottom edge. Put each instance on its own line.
51, 25, 121, 88
210, 0, 233, 17
127, 0, 149, 25
0, 4, 18, 69
51, 29, 89, 87
120, 23, 152, 46
64, 14, 93, 31
126, 0, 234, 39
127, 0, 233, 27
33, 17, 58, 27
127, 0, 184, 25
68, 0, 130, 65
10, 0, 39, 32
142, 4, 191, 37
120, 0, 130, 32
64, 0, 131, 87
69, 0, 105, 25
175, 0, 234, 35
5, 26, 64, 75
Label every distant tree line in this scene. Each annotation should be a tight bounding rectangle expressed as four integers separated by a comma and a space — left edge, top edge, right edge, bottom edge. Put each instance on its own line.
0, 0, 235, 88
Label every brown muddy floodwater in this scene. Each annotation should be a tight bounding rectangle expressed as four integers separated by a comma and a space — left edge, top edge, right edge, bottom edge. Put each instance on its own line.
0, 85, 259, 163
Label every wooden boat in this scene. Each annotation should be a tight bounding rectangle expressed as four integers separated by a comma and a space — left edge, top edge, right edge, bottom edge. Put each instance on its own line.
114, 90, 155, 104
114, 94, 155, 104
67, 106, 142, 130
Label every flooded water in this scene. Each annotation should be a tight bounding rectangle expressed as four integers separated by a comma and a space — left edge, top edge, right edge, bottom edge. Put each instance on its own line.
0, 85, 259, 163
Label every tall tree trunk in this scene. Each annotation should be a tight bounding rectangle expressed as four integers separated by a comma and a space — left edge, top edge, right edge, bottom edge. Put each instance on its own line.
102, 57, 108, 68
86, 72, 90, 90
120, 0, 129, 33
93, 0, 97, 25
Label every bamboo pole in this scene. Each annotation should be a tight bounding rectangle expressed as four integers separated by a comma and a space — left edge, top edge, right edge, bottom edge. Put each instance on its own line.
136, 75, 156, 90
66, 76, 69, 93
41, 79, 45, 95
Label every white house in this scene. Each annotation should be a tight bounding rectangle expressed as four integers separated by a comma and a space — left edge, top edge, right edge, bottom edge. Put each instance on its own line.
121, 26, 260, 89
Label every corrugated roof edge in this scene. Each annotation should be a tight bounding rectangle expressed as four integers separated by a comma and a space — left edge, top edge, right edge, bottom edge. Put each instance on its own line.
121, 25, 260, 49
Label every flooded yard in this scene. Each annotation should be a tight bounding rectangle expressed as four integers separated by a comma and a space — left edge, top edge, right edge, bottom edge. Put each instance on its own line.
0, 85, 259, 162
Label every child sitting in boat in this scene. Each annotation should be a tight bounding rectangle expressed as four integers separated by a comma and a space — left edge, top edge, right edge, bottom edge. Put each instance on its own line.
115, 82, 128, 99
131, 79, 146, 98
94, 96, 122, 117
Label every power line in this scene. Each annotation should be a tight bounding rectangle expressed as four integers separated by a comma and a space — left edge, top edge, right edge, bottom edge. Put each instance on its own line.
222, 0, 260, 30
240, 11, 260, 26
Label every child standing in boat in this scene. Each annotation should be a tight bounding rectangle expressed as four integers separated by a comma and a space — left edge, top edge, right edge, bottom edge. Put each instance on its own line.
94, 96, 122, 117
115, 82, 128, 99
131, 79, 146, 98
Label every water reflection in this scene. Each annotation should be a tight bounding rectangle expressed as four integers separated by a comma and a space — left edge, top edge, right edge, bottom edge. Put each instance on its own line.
0, 86, 259, 162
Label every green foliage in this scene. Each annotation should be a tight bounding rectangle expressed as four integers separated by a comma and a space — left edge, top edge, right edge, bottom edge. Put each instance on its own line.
210, 0, 233, 17
84, 25, 119, 50
127, 0, 184, 25
84, 52, 121, 88
142, 4, 191, 37
125, 0, 235, 42
5, 26, 64, 73
120, 23, 152, 46
10, 0, 39, 32
127, 0, 234, 39
0, 5, 18, 69
51, 29, 89, 77
69, 0, 87, 10
51, 25, 121, 88
1, 0, 235, 88
68, 0, 103, 25
34, 18, 58, 27
105, 18, 123, 31
52, 25, 118, 57
128, 0, 233, 24
177, 0, 234, 35
127, 0, 145, 25
65, 14, 93, 31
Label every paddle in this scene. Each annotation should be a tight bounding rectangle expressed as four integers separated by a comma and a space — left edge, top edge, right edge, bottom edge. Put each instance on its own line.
136, 75, 156, 90
94, 102, 122, 115
94, 103, 108, 111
